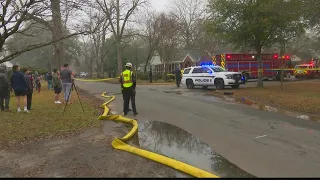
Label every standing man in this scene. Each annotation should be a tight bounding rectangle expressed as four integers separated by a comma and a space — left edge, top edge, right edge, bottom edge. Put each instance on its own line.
34, 71, 39, 90
148, 69, 152, 83
52, 68, 62, 104
0, 66, 11, 112
23, 68, 34, 110
47, 72, 53, 90
119, 62, 138, 116
175, 68, 182, 87
10, 65, 29, 113
60, 63, 74, 104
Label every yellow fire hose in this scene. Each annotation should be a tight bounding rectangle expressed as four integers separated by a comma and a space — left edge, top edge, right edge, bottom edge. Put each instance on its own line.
98, 92, 219, 178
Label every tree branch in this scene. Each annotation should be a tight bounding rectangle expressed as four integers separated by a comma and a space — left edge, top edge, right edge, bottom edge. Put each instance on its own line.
0, 31, 91, 64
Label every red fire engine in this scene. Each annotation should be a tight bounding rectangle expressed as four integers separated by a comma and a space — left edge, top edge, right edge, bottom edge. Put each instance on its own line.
198, 53, 292, 81
293, 59, 320, 79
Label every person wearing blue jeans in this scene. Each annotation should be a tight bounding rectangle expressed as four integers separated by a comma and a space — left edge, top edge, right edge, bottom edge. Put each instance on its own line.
47, 72, 53, 90
60, 63, 73, 104
62, 83, 72, 103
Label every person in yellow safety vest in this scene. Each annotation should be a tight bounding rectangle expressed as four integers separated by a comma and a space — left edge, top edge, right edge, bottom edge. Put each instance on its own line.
119, 62, 138, 116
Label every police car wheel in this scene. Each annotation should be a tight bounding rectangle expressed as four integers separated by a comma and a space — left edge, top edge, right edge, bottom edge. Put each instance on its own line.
215, 79, 224, 90
186, 79, 194, 89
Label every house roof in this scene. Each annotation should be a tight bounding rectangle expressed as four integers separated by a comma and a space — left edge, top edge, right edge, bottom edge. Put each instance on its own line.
175, 49, 204, 62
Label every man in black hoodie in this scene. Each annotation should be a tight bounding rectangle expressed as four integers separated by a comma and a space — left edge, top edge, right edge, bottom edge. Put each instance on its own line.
10, 65, 29, 113
0, 66, 11, 112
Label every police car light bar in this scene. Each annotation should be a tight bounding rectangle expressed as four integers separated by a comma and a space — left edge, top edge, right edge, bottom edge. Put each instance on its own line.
200, 63, 215, 67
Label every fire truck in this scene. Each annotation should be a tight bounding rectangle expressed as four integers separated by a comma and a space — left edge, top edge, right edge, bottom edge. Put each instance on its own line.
293, 59, 320, 79
197, 53, 292, 81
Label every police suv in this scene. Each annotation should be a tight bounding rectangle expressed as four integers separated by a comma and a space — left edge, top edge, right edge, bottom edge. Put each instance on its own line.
181, 65, 244, 89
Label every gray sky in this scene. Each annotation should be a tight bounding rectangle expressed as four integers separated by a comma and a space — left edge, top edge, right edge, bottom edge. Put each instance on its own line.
150, 0, 170, 12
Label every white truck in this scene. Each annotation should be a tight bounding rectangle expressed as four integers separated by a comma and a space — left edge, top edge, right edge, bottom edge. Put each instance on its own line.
181, 65, 245, 89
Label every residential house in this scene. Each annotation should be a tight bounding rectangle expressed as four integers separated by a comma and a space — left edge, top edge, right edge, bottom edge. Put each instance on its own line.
290, 55, 302, 62
140, 49, 203, 74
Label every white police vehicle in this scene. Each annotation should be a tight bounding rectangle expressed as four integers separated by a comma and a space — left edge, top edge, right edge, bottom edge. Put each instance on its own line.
181, 65, 245, 89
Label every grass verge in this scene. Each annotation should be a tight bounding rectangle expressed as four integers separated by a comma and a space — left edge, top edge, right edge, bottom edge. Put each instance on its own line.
0, 82, 102, 147
208, 81, 320, 114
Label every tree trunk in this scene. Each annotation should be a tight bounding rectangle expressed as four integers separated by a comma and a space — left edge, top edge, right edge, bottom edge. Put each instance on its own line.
116, 40, 122, 75
99, 27, 106, 78
50, 0, 65, 68
256, 47, 264, 88
89, 58, 93, 78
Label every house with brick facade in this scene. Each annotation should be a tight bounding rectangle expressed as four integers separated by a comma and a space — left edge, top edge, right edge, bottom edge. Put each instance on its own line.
139, 49, 203, 74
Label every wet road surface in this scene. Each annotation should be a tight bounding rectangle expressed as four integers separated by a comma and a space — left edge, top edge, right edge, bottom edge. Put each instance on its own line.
76, 81, 320, 177
134, 120, 255, 178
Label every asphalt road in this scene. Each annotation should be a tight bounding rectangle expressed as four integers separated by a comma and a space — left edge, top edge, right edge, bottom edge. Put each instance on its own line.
76, 80, 320, 178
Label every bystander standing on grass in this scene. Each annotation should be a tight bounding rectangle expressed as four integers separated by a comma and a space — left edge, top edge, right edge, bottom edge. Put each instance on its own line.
36, 77, 41, 93
0, 66, 11, 112
10, 65, 29, 113
47, 72, 53, 90
60, 63, 74, 104
52, 68, 62, 104
23, 68, 34, 111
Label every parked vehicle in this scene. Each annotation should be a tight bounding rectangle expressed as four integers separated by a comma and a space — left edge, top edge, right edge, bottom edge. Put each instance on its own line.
80, 72, 88, 78
198, 53, 292, 81
181, 65, 245, 90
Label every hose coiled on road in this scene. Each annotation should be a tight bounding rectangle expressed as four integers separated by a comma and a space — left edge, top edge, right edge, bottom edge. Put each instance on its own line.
98, 92, 219, 178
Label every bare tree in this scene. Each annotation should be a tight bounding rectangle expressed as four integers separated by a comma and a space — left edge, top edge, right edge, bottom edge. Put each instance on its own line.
196, 20, 220, 55
0, 0, 45, 52
96, 0, 147, 74
139, 11, 162, 71
156, 13, 181, 75
0, 0, 98, 65
170, 0, 206, 49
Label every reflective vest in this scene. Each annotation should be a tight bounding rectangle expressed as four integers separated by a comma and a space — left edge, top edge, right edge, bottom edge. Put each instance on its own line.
121, 70, 133, 88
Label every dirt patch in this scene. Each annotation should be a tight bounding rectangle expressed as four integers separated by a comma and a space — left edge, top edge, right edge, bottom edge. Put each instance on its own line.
0, 125, 177, 178
208, 81, 320, 119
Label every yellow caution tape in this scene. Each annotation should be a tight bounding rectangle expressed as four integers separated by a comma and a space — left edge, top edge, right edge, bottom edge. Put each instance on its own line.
75, 77, 120, 82
98, 92, 219, 178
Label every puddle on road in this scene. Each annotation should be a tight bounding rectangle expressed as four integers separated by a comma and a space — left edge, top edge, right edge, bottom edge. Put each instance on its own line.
130, 121, 255, 178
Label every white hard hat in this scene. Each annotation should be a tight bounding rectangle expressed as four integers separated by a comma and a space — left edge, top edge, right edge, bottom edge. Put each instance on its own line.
125, 62, 132, 67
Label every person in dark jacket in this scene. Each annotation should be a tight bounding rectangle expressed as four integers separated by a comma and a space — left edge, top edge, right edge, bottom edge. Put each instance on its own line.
174, 68, 182, 87
52, 69, 62, 104
35, 77, 41, 93
47, 72, 53, 90
0, 66, 11, 112
23, 68, 34, 110
10, 65, 29, 113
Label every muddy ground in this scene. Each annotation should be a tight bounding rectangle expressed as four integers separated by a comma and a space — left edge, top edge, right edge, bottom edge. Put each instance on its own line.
0, 88, 177, 178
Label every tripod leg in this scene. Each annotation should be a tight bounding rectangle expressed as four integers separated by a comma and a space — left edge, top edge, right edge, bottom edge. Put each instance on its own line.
73, 83, 85, 113
63, 83, 73, 114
